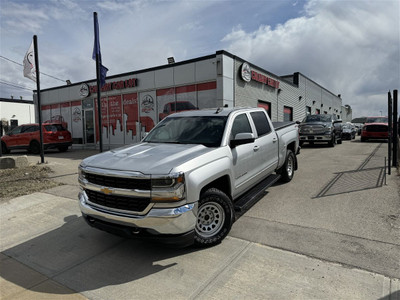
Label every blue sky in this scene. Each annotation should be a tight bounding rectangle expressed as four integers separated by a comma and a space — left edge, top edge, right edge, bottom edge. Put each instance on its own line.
0, 0, 398, 118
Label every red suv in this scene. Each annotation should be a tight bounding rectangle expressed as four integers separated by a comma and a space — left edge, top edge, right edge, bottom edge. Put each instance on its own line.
361, 117, 389, 142
1, 123, 72, 154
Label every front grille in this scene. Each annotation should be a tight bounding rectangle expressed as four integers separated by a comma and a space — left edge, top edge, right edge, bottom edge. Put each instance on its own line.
85, 173, 151, 190
85, 189, 150, 212
301, 126, 325, 134
365, 125, 388, 132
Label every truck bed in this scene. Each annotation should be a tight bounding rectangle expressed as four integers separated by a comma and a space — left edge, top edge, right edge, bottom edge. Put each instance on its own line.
272, 121, 297, 131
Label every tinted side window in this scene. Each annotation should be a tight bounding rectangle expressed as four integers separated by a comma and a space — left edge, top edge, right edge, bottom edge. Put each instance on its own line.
23, 126, 37, 133
250, 111, 271, 137
231, 114, 252, 138
10, 126, 22, 135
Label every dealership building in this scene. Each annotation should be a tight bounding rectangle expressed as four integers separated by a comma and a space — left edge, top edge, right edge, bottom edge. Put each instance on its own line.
36, 50, 349, 149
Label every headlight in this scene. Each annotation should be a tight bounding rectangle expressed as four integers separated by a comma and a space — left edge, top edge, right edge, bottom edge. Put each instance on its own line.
78, 167, 86, 180
151, 172, 185, 202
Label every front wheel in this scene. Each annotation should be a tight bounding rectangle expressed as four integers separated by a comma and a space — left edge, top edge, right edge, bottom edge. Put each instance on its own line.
1, 142, 10, 154
337, 135, 342, 144
29, 140, 40, 154
194, 188, 234, 247
278, 149, 295, 183
328, 134, 336, 147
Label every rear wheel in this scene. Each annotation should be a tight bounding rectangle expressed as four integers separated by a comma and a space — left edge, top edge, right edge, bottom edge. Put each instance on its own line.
29, 140, 40, 154
58, 146, 69, 152
194, 188, 234, 247
278, 150, 295, 183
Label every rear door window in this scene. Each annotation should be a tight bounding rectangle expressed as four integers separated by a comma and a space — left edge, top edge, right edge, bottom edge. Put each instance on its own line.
250, 111, 271, 137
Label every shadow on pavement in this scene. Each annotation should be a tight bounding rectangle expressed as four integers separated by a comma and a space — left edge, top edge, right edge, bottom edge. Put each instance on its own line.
1, 214, 199, 295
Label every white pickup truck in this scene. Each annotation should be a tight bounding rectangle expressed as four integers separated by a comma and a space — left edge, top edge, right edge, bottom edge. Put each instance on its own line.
78, 107, 300, 247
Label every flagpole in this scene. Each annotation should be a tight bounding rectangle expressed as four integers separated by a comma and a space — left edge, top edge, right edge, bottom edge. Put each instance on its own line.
94, 12, 103, 153
33, 35, 45, 163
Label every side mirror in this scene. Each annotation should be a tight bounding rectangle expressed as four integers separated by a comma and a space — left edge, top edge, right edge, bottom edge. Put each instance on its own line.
230, 132, 255, 148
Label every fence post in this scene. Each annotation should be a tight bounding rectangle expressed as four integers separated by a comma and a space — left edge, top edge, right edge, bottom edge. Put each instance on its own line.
392, 90, 398, 167
388, 91, 392, 175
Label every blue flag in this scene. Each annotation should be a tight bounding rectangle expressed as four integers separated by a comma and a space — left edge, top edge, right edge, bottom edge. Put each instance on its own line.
92, 13, 108, 87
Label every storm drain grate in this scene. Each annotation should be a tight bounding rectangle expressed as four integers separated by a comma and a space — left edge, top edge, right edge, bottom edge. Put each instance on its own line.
316, 167, 385, 198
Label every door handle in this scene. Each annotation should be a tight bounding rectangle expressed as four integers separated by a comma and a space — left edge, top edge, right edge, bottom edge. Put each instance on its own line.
272, 138, 277, 143
253, 145, 260, 151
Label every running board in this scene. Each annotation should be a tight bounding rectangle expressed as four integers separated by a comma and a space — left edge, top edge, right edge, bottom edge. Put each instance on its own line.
234, 174, 281, 212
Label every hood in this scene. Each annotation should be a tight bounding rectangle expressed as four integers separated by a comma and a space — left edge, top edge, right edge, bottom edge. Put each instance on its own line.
364, 122, 388, 126
81, 142, 214, 175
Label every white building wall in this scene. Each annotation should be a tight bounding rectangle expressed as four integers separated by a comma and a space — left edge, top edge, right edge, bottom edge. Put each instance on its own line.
0, 100, 35, 133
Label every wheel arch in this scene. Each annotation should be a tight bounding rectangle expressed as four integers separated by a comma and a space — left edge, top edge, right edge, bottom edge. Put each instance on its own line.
200, 175, 231, 200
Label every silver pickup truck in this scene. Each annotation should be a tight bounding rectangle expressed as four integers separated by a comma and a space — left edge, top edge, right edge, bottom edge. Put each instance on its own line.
78, 107, 300, 247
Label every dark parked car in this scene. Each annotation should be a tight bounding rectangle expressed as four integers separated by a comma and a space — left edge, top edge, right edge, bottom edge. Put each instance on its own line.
299, 114, 343, 147
1, 123, 72, 154
361, 117, 388, 142
342, 123, 356, 140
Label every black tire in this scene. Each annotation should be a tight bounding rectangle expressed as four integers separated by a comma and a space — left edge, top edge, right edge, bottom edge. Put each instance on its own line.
337, 135, 342, 144
58, 146, 69, 152
361, 137, 367, 142
328, 134, 336, 147
29, 140, 40, 154
194, 188, 234, 247
1, 142, 10, 154
278, 149, 295, 183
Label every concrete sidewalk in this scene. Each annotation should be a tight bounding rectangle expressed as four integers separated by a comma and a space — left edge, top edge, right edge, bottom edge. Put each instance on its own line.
1, 148, 399, 299
1, 193, 399, 300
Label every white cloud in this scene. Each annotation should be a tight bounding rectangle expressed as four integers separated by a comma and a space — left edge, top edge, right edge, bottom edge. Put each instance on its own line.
222, 0, 399, 117
0, 0, 398, 118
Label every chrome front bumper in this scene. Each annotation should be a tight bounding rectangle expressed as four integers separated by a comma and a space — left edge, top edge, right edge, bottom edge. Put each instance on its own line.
300, 134, 332, 141
79, 190, 197, 235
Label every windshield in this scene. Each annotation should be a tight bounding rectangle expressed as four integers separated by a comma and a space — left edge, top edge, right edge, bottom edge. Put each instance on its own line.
303, 115, 332, 123
365, 117, 388, 123
143, 116, 227, 147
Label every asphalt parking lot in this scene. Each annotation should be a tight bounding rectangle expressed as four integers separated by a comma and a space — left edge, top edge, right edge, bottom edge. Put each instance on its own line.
1, 137, 399, 299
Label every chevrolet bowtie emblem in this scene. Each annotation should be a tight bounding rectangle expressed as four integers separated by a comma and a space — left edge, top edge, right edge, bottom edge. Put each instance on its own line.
100, 187, 113, 195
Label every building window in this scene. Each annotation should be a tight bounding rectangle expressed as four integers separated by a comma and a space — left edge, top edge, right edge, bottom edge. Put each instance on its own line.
283, 106, 293, 122
306, 106, 311, 115
257, 100, 271, 119
315, 109, 320, 114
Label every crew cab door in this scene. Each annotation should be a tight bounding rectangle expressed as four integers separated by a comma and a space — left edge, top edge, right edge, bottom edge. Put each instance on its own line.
229, 113, 257, 195
249, 111, 279, 176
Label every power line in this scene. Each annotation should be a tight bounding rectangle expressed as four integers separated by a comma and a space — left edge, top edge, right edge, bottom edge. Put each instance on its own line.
0, 79, 34, 91
0, 55, 66, 83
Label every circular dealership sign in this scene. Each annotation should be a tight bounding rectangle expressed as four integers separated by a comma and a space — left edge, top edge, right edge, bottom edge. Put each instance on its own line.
79, 83, 90, 98
241, 62, 251, 82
